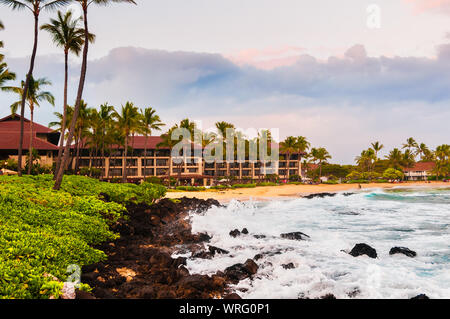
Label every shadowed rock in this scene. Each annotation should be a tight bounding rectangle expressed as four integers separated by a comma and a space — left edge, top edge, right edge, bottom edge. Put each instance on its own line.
411, 294, 429, 299
349, 243, 377, 258
224, 259, 259, 283
303, 193, 337, 199
389, 247, 416, 258
282, 263, 295, 270
281, 232, 310, 241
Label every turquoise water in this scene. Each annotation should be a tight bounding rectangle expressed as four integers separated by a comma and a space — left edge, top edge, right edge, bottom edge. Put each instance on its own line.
184, 187, 450, 299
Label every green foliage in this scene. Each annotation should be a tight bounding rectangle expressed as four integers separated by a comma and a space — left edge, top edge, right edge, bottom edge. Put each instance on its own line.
0, 175, 165, 299
382, 168, 404, 180
346, 171, 362, 180
346, 179, 370, 184
322, 180, 339, 184
144, 176, 163, 184
174, 186, 206, 192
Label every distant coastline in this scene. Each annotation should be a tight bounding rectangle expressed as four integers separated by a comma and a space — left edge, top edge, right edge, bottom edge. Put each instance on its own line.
165, 181, 449, 202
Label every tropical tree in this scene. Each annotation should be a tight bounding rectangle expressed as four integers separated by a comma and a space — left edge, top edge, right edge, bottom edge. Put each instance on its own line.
214, 121, 235, 181
113, 102, 141, 183
1, 0, 71, 176
415, 143, 430, 161
140, 107, 164, 179
280, 136, 298, 179
157, 125, 180, 187
371, 141, 384, 160
41, 10, 95, 177
310, 147, 332, 179
402, 137, 418, 154
386, 148, 403, 170
355, 148, 377, 173
0, 21, 17, 100
3, 77, 54, 174
434, 144, 450, 180
54, 0, 137, 190
402, 149, 416, 168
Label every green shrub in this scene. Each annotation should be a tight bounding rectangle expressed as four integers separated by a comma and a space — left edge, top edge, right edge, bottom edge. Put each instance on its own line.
174, 186, 206, 192
346, 179, 370, 184
0, 175, 166, 299
383, 168, 404, 180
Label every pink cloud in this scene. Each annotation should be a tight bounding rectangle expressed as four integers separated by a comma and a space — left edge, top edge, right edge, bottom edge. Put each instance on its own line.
404, 0, 450, 13
226, 46, 305, 70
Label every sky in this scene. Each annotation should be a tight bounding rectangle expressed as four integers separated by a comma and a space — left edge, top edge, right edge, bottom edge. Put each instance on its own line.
1, 0, 450, 163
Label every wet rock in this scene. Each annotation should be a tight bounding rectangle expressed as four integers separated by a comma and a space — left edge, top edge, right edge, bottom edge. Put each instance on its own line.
149, 252, 174, 268
229, 229, 241, 237
209, 246, 230, 255
241, 228, 249, 235
253, 234, 266, 239
224, 259, 259, 283
389, 247, 417, 258
282, 263, 295, 270
303, 192, 337, 199
281, 232, 310, 241
411, 294, 429, 299
349, 243, 377, 259
192, 251, 214, 259
254, 254, 264, 261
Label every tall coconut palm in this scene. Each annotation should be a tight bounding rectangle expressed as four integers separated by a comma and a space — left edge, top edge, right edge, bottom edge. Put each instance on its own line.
0, 60, 16, 88
4, 77, 54, 174
415, 143, 430, 161
140, 107, 164, 179
41, 10, 95, 178
280, 136, 298, 179
371, 141, 384, 160
113, 102, 140, 183
310, 147, 332, 179
0, 19, 4, 49
402, 137, 418, 154
157, 125, 180, 187
54, 0, 137, 190
1, 0, 71, 176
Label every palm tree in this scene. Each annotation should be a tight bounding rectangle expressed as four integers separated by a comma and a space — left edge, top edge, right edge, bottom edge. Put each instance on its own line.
310, 147, 332, 180
54, 0, 137, 190
214, 121, 235, 181
113, 102, 140, 183
371, 141, 384, 160
41, 10, 95, 178
386, 148, 403, 170
280, 136, 298, 179
0, 19, 4, 49
402, 137, 418, 153
415, 143, 430, 161
0, 60, 16, 89
4, 77, 54, 174
355, 148, 377, 172
140, 107, 164, 179
434, 144, 450, 180
1, 0, 71, 176
157, 125, 180, 187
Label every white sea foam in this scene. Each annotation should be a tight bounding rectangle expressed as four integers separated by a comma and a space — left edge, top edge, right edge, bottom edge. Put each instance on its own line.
181, 188, 450, 299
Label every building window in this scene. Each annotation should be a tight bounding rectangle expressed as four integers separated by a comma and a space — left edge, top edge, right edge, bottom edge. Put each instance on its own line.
156, 168, 168, 175
126, 159, 137, 167
156, 159, 168, 166
110, 159, 123, 167
142, 159, 154, 166
142, 168, 155, 176
109, 168, 122, 176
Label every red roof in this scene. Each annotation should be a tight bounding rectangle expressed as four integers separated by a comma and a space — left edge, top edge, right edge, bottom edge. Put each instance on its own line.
404, 162, 436, 172
0, 114, 55, 134
0, 132, 59, 150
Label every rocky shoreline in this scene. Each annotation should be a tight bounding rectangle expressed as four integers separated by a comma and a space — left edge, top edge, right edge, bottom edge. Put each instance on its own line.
77, 197, 252, 299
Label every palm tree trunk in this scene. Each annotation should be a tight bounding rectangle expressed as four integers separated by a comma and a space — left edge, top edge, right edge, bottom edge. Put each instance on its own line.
19, 14, 40, 177
122, 136, 128, 183
27, 106, 34, 175
75, 132, 81, 174
286, 153, 290, 180
54, 51, 69, 180
54, 6, 90, 190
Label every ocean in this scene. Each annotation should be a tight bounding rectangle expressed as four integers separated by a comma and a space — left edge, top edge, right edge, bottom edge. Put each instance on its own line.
181, 187, 450, 299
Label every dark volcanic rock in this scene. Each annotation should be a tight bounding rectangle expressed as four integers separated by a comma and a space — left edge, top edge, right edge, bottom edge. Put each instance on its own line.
303, 192, 337, 199
209, 246, 230, 255
282, 263, 295, 270
389, 247, 417, 258
281, 232, 310, 241
225, 259, 259, 283
229, 229, 241, 237
320, 294, 337, 299
411, 294, 429, 299
254, 254, 264, 261
349, 243, 377, 258
253, 234, 266, 239
241, 228, 249, 234
224, 293, 242, 299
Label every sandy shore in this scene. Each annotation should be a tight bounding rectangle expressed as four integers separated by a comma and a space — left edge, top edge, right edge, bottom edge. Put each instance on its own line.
165, 181, 449, 202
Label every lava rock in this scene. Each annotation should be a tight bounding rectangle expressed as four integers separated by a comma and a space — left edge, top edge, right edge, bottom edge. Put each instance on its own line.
224, 259, 259, 283
229, 229, 241, 237
389, 247, 417, 258
281, 232, 310, 241
303, 193, 337, 199
241, 228, 249, 235
411, 294, 429, 299
209, 246, 230, 255
349, 243, 377, 258
320, 294, 337, 299
282, 263, 295, 270
254, 254, 264, 261
253, 234, 266, 239
224, 293, 242, 299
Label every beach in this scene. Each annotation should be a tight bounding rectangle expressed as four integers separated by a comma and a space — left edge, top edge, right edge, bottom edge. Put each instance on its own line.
165, 181, 449, 202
